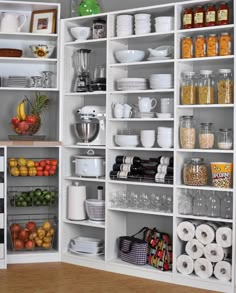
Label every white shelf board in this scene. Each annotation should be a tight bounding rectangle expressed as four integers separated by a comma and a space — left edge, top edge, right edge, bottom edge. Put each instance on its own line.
64, 91, 106, 96
177, 55, 234, 62
108, 180, 173, 188
65, 176, 106, 183
176, 185, 233, 192
110, 89, 174, 94
176, 214, 233, 223
109, 147, 174, 152
63, 219, 105, 228
63, 251, 105, 262
177, 104, 234, 109
177, 24, 234, 34
65, 38, 107, 46
177, 148, 234, 154
108, 207, 173, 217
109, 59, 174, 67
109, 118, 174, 122
7, 250, 60, 264
63, 145, 106, 149
66, 13, 108, 22
0, 57, 57, 64
0, 87, 58, 92
0, 32, 58, 40
110, 31, 174, 41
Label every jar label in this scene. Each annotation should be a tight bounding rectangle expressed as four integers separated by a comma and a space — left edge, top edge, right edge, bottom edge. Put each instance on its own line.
118, 171, 129, 178
218, 9, 228, 21
206, 11, 216, 23
194, 12, 204, 24
121, 164, 131, 172
124, 157, 133, 164
183, 14, 192, 25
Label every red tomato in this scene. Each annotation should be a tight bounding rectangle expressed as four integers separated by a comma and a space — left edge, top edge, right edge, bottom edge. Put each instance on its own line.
36, 166, 43, 171
25, 240, 35, 250
50, 159, 58, 166
37, 171, 43, 176
14, 239, 24, 250
49, 169, 55, 176
43, 170, 49, 176
34, 161, 39, 167
11, 117, 20, 125
45, 159, 51, 165
39, 160, 46, 167
18, 121, 29, 131
50, 165, 57, 171
26, 115, 36, 124
44, 165, 50, 171
18, 229, 29, 241
25, 221, 36, 232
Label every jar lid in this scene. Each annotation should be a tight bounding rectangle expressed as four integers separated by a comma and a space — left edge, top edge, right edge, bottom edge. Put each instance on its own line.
219, 128, 232, 132
219, 69, 232, 74
207, 3, 215, 6
188, 158, 204, 164
196, 35, 204, 38
183, 71, 195, 76
181, 115, 194, 119
209, 34, 217, 37
220, 32, 229, 35
200, 122, 213, 127
74, 149, 105, 159
200, 70, 213, 75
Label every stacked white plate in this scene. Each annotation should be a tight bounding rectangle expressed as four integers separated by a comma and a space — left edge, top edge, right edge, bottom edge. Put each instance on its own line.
116, 14, 133, 37
7, 76, 28, 88
117, 78, 148, 91
134, 14, 151, 35
149, 74, 173, 89
155, 16, 174, 33
69, 237, 104, 255
157, 126, 173, 148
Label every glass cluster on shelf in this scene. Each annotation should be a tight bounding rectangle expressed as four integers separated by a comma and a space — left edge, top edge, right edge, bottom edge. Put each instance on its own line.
111, 190, 173, 213
178, 189, 233, 219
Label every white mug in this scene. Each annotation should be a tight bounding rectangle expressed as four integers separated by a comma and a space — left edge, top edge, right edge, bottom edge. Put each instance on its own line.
123, 104, 132, 118
141, 130, 155, 148
112, 103, 124, 118
160, 98, 174, 113
138, 97, 157, 113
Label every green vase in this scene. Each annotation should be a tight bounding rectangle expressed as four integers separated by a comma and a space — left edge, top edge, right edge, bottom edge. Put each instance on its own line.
77, 0, 101, 16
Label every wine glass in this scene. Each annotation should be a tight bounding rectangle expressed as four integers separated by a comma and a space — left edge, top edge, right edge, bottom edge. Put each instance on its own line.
130, 192, 139, 209
139, 193, 150, 210
150, 193, 161, 211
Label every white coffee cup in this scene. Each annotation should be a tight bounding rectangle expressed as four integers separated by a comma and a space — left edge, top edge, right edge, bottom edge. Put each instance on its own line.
112, 103, 124, 118
141, 130, 155, 148
123, 104, 132, 118
138, 97, 157, 112
160, 98, 174, 113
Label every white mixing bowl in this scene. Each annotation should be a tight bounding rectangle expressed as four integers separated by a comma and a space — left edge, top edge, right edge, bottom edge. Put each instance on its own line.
70, 26, 91, 40
115, 50, 145, 63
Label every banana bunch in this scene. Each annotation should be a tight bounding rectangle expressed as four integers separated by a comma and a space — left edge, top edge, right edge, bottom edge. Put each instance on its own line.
16, 99, 26, 121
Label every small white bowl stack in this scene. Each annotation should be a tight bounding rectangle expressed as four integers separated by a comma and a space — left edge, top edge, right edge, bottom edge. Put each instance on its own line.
157, 127, 173, 148
155, 16, 174, 33
134, 14, 151, 35
149, 74, 173, 89
116, 15, 133, 37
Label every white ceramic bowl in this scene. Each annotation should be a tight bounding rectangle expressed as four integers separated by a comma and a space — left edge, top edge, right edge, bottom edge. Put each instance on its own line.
135, 29, 151, 35
115, 50, 145, 63
135, 14, 151, 20
155, 23, 173, 32
70, 26, 91, 40
117, 15, 133, 21
115, 135, 139, 147
135, 23, 151, 29
30, 44, 55, 58
155, 16, 174, 24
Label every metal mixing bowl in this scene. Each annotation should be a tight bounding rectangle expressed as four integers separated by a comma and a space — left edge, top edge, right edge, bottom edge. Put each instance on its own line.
74, 119, 99, 143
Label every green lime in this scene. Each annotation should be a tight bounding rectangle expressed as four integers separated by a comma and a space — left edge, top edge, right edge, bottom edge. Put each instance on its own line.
21, 201, 27, 207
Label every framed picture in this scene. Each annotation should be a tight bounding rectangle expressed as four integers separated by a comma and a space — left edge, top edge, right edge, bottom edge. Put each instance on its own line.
30, 9, 57, 34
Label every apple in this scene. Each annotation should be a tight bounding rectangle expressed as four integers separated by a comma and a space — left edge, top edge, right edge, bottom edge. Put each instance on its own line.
14, 239, 24, 250
25, 240, 35, 250
26, 221, 37, 232
18, 229, 29, 241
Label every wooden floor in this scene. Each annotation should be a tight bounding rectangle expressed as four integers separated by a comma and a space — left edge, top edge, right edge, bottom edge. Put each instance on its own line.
0, 262, 215, 293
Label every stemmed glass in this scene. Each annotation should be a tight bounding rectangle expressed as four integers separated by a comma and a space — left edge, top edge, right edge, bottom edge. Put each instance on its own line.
139, 193, 150, 210
42, 71, 53, 88
150, 193, 161, 211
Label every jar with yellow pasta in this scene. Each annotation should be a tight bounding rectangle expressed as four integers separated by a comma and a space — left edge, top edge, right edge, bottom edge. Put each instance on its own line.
207, 34, 218, 57
198, 70, 215, 104
195, 35, 206, 58
182, 37, 193, 59
217, 69, 233, 104
181, 71, 197, 105
219, 32, 231, 56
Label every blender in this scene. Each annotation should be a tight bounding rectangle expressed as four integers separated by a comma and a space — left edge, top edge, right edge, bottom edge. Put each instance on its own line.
73, 48, 91, 92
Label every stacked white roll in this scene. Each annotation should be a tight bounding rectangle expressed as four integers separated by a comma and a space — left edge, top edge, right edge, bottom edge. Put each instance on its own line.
176, 221, 232, 281
67, 184, 87, 220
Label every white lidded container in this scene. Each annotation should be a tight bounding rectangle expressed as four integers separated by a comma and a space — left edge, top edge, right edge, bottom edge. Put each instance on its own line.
73, 149, 105, 177
67, 182, 86, 221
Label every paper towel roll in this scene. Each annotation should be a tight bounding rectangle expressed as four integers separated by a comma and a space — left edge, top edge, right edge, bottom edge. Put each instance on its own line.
216, 227, 232, 248
204, 243, 229, 263
177, 221, 199, 242
176, 254, 194, 275
214, 260, 232, 282
195, 222, 219, 245
185, 239, 204, 259
194, 258, 213, 279
67, 184, 87, 220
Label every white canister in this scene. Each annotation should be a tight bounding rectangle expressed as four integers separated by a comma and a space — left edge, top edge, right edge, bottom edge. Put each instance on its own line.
67, 183, 87, 220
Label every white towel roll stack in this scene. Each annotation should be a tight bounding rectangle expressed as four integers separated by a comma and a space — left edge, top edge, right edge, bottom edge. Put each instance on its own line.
195, 223, 219, 245
194, 258, 214, 278
216, 227, 232, 248
177, 221, 199, 242
204, 243, 229, 263
214, 260, 232, 282
176, 254, 194, 275
185, 239, 204, 260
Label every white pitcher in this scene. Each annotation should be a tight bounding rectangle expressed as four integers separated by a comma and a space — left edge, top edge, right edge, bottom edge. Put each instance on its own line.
138, 97, 157, 112
0, 12, 27, 33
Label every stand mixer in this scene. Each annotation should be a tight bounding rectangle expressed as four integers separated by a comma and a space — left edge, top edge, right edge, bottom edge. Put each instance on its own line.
74, 106, 106, 145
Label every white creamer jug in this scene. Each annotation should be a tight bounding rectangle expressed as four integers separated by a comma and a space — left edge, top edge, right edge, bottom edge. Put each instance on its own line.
138, 97, 157, 112
0, 12, 27, 33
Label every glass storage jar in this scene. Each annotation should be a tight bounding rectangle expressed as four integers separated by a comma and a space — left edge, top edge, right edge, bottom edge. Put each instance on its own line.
219, 32, 231, 56
199, 123, 215, 149
217, 69, 233, 104
182, 37, 193, 59
181, 71, 197, 105
193, 190, 207, 216
183, 158, 208, 186
217, 128, 233, 150
198, 70, 215, 104
220, 192, 233, 219
195, 35, 206, 58
205, 4, 216, 27
193, 6, 204, 28
178, 189, 193, 215
182, 7, 193, 29
180, 116, 196, 149
217, 2, 230, 25
207, 34, 219, 57
206, 191, 220, 217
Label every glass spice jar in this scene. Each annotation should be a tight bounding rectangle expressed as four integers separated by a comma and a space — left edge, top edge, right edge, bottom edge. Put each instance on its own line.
182, 7, 193, 29
217, 2, 230, 25
195, 35, 206, 58
219, 32, 231, 56
207, 34, 219, 57
92, 18, 106, 39
205, 4, 216, 27
183, 158, 208, 186
199, 123, 215, 149
180, 116, 196, 149
198, 70, 215, 104
182, 37, 193, 59
181, 71, 197, 105
193, 6, 205, 28
217, 128, 233, 150
217, 69, 233, 104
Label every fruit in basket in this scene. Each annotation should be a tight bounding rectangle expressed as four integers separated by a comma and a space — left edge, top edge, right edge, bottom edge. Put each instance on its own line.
26, 221, 37, 232
37, 227, 46, 239
10, 167, 20, 176
26, 160, 35, 167
18, 229, 29, 241
29, 232, 37, 240
17, 157, 27, 166
35, 237, 43, 247
25, 240, 35, 250
19, 166, 28, 176
43, 236, 52, 243
10, 223, 21, 233
8, 158, 17, 167
28, 167, 37, 176
42, 242, 52, 249
13, 239, 24, 250
42, 221, 52, 231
